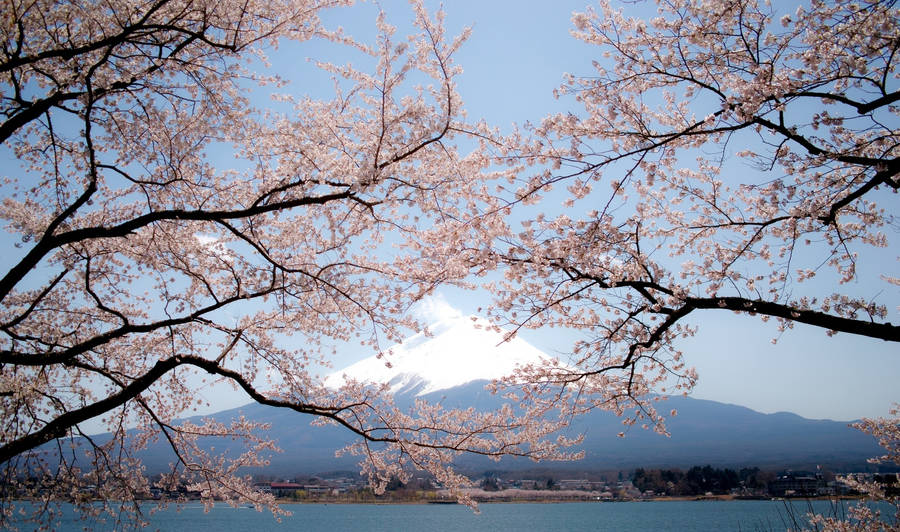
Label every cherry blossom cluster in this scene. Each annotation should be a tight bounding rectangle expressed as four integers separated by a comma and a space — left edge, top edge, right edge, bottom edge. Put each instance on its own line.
484, 0, 898, 433
807, 405, 899, 531
0, 0, 570, 527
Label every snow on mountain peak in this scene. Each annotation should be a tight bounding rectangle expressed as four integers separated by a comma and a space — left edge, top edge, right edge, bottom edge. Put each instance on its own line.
326, 315, 552, 396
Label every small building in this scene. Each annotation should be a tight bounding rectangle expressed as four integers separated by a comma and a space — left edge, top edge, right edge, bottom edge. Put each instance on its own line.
269, 482, 303, 497
769, 472, 823, 497
558, 479, 591, 490
252, 482, 272, 494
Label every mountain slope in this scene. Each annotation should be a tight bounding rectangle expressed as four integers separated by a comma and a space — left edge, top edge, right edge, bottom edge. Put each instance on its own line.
325, 315, 551, 396
131, 316, 881, 474
134, 390, 879, 475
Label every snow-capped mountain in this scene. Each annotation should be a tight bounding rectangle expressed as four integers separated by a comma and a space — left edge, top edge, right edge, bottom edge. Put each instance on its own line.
123, 315, 883, 475
326, 315, 552, 396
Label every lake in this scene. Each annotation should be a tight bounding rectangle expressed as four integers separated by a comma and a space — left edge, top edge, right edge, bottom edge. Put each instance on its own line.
7, 500, 893, 531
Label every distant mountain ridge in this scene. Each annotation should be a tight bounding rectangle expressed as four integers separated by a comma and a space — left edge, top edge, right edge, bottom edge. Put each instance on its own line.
133, 316, 883, 475
133, 390, 880, 475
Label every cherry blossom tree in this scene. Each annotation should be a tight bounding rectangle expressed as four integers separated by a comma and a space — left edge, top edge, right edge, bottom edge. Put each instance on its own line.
485, 0, 899, 428
0, 0, 572, 527
806, 405, 899, 531
4, 0, 898, 527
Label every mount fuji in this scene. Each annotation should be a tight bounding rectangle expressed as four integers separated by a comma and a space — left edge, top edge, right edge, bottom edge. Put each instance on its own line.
325, 315, 551, 396
130, 315, 882, 475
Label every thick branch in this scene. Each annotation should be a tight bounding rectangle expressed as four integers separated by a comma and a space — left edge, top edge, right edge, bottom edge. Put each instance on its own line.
0, 352, 541, 466
0, 286, 276, 366
0, 356, 182, 464
0, 354, 346, 465
0, 190, 353, 304
819, 161, 900, 225
790, 89, 900, 115
0, 0, 172, 74
686, 296, 900, 342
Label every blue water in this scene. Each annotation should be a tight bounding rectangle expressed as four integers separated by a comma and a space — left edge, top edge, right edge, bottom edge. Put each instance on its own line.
7, 500, 893, 531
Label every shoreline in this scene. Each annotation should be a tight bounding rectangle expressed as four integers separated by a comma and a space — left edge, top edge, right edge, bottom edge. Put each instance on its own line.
268, 494, 864, 505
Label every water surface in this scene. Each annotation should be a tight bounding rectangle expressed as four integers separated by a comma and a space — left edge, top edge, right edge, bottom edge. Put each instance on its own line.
10, 499, 891, 531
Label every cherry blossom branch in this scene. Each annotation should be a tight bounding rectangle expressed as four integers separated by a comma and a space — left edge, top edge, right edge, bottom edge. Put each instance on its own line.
1, 351, 570, 467
0, 190, 354, 304
493, 0, 900, 392
0, 285, 277, 366
684, 296, 900, 341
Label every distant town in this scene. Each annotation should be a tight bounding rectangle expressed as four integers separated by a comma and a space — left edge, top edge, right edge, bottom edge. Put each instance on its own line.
8, 463, 897, 505
136, 466, 900, 504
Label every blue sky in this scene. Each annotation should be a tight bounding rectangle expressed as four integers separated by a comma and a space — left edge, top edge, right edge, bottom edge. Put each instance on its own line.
1, 0, 896, 425
278, 0, 899, 422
